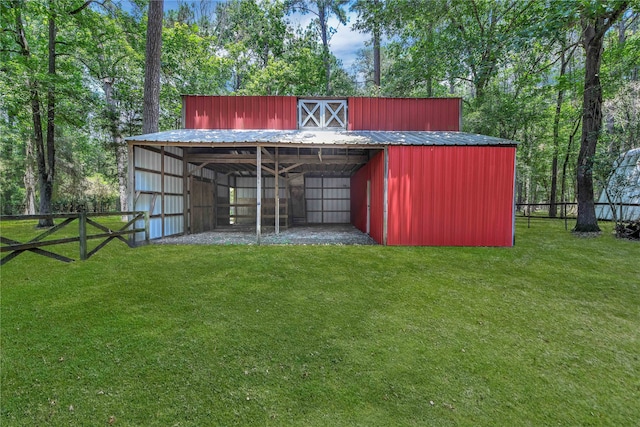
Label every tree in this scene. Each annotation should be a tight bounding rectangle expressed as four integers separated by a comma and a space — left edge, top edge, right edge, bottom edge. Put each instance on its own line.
351, 0, 384, 89
575, 1, 629, 232
550, 39, 580, 218
287, 0, 348, 95
214, 0, 286, 92
161, 22, 230, 125
74, 4, 145, 213
2, 0, 94, 225
142, 0, 163, 134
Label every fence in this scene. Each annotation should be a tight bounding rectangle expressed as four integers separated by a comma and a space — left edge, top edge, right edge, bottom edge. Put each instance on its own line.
1, 199, 119, 216
516, 202, 640, 229
0, 211, 149, 265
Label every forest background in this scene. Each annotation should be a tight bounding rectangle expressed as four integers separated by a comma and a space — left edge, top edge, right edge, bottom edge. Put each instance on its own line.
1, 0, 638, 230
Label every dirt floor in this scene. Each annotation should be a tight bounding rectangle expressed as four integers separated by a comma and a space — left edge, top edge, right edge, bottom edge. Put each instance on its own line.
153, 224, 378, 245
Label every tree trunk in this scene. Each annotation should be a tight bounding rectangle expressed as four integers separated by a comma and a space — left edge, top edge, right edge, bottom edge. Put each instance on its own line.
561, 117, 581, 216
142, 0, 164, 134
373, 17, 380, 89
550, 48, 569, 218
24, 137, 36, 215
116, 143, 128, 214
38, 9, 56, 227
318, 5, 331, 95
574, 4, 628, 231
103, 78, 128, 214
14, 0, 53, 225
575, 37, 602, 231
632, 16, 639, 81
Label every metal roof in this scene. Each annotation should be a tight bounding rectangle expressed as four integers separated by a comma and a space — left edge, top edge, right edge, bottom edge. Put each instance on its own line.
126, 129, 518, 147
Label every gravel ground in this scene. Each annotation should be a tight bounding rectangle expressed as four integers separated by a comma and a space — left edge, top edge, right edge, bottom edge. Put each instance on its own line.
153, 224, 378, 245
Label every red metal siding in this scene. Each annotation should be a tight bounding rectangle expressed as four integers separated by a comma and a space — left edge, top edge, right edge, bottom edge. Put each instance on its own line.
351, 151, 385, 244
348, 97, 461, 131
387, 146, 516, 246
183, 95, 297, 130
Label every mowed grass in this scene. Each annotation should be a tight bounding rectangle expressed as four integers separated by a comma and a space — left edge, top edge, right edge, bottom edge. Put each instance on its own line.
1, 219, 639, 426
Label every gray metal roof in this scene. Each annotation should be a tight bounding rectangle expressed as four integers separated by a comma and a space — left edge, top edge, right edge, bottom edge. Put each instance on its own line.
126, 129, 518, 147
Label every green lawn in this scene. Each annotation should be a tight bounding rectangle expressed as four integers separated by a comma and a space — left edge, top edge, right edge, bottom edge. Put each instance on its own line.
1, 219, 639, 426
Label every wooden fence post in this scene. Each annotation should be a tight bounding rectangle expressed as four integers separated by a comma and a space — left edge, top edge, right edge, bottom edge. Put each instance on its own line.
79, 211, 87, 260
145, 211, 150, 244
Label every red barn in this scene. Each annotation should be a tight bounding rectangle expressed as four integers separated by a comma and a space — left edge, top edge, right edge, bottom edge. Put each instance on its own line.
127, 96, 517, 246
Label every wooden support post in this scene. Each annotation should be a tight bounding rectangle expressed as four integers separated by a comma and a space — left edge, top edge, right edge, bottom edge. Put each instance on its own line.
256, 147, 262, 244
189, 175, 194, 231
127, 143, 135, 243
183, 152, 189, 234
145, 211, 150, 244
161, 146, 165, 238
79, 211, 87, 260
275, 147, 280, 234
213, 176, 218, 230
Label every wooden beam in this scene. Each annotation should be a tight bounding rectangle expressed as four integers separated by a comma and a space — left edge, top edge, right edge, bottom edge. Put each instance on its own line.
256, 148, 261, 244
280, 163, 303, 174
189, 158, 258, 164
183, 154, 189, 234
261, 147, 273, 160
275, 147, 280, 234
186, 162, 212, 176
150, 193, 159, 218
160, 146, 166, 238
286, 173, 304, 182
186, 154, 368, 165
128, 144, 136, 244
261, 165, 277, 176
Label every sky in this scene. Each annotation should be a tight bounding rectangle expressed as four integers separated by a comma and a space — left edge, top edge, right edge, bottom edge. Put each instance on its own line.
160, 0, 369, 71
287, 11, 369, 71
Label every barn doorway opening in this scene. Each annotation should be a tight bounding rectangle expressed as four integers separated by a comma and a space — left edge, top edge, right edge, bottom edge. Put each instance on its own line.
183, 146, 383, 237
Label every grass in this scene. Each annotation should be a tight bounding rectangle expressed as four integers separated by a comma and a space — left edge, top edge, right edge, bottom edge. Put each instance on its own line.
1, 218, 639, 426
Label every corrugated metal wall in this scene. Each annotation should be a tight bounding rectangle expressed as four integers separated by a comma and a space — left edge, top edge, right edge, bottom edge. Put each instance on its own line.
305, 177, 351, 223
235, 176, 288, 225
387, 146, 516, 246
182, 96, 461, 131
183, 95, 297, 130
348, 97, 461, 131
133, 146, 185, 239
350, 151, 385, 243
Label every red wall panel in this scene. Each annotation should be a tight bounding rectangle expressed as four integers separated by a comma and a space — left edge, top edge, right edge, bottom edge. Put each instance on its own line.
351, 150, 385, 244
348, 97, 461, 131
183, 96, 297, 130
387, 146, 516, 246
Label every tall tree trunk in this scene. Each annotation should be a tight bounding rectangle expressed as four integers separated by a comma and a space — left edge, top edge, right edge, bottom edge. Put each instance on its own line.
575, 34, 602, 232
550, 47, 570, 218
24, 137, 36, 215
372, 6, 380, 90
38, 9, 56, 227
14, 0, 54, 226
632, 16, 639, 81
142, 0, 164, 134
103, 78, 128, 214
116, 143, 128, 213
561, 117, 581, 216
318, 5, 331, 95
575, 4, 628, 232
